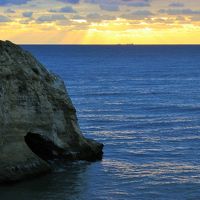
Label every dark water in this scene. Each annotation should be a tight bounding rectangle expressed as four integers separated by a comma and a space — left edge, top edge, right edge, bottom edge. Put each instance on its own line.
1, 45, 200, 200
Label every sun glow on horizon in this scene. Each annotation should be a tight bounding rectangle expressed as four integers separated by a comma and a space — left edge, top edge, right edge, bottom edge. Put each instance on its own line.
0, 0, 199, 44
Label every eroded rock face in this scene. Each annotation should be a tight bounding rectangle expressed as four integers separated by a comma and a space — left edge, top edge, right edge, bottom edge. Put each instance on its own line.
0, 40, 103, 183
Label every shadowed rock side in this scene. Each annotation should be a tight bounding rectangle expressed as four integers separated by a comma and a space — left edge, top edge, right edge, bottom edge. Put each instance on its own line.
0, 40, 103, 183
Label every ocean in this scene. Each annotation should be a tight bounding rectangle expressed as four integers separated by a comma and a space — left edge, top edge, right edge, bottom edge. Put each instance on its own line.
1, 45, 200, 200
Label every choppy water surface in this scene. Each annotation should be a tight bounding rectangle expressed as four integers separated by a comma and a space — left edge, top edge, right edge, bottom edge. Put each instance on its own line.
1, 45, 200, 200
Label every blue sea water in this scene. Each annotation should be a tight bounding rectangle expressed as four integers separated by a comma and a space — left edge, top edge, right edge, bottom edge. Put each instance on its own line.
1, 45, 200, 200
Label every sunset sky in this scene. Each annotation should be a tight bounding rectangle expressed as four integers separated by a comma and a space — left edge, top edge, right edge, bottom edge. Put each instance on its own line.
0, 0, 199, 44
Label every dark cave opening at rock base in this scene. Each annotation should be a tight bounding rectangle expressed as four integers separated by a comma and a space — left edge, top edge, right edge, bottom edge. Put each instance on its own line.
24, 132, 68, 163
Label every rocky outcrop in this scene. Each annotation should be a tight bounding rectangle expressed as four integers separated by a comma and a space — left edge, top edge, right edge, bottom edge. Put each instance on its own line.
0, 40, 103, 183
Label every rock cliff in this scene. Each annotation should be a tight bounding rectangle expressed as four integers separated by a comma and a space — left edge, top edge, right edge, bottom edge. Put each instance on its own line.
0, 40, 103, 183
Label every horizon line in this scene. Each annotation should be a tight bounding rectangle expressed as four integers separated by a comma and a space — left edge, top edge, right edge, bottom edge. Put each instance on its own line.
20, 44, 200, 46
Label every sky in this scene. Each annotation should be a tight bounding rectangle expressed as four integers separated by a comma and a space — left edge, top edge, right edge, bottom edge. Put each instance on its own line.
0, 0, 199, 44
